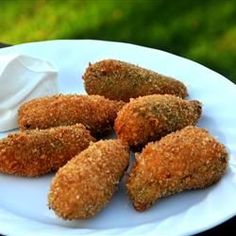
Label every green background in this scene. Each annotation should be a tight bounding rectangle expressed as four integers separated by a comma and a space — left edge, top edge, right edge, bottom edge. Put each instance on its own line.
1, 0, 236, 83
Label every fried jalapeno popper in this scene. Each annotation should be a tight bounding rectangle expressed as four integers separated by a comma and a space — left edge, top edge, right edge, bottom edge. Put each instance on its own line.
18, 94, 124, 137
0, 124, 95, 177
126, 126, 228, 211
83, 59, 188, 101
114, 94, 202, 149
48, 140, 130, 220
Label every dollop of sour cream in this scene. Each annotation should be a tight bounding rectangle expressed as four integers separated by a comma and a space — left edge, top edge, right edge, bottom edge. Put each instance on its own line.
0, 54, 58, 132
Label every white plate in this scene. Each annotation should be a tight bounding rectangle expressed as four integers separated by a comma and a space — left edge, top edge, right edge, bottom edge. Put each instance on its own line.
0, 40, 236, 236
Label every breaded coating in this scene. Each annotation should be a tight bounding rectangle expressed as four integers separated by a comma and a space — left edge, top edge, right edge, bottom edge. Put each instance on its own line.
18, 94, 124, 137
126, 126, 228, 211
83, 59, 188, 101
0, 124, 95, 177
48, 140, 130, 220
114, 94, 202, 149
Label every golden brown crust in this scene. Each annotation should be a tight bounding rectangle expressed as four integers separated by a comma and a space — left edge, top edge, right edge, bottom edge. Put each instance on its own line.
114, 94, 202, 148
83, 59, 188, 101
18, 94, 125, 137
126, 126, 228, 211
0, 124, 95, 177
48, 139, 130, 220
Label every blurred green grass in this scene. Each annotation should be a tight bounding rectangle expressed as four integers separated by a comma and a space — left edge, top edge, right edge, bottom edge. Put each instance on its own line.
1, 0, 236, 83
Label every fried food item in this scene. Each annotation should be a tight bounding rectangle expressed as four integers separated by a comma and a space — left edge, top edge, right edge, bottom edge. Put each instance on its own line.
83, 59, 188, 101
0, 124, 95, 177
18, 94, 124, 137
48, 140, 130, 220
114, 94, 202, 149
126, 126, 228, 211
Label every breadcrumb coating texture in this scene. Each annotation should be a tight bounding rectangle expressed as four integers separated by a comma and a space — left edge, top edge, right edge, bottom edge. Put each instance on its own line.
83, 59, 188, 101
114, 94, 202, 148
18, 94, 124, 137
126, 126, 228, 211
0, 124, 95, 177
48, 139, 130, 220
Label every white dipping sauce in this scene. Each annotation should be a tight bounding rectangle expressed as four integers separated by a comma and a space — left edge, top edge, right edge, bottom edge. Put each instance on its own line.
0, 54, 58, 132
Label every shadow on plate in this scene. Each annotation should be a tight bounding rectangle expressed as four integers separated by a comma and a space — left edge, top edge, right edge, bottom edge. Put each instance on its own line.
197, 114, 227, 144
